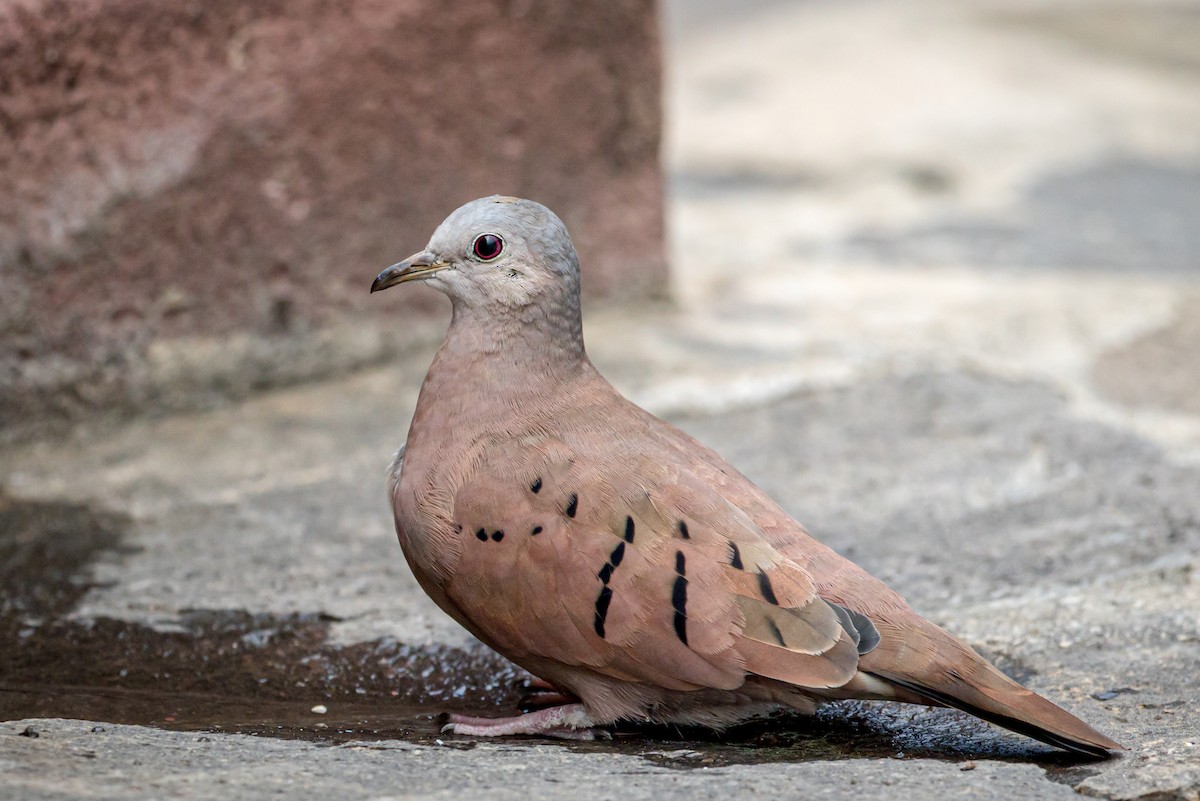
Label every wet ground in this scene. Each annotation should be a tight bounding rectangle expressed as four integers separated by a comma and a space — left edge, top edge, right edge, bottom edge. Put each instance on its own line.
0, 490, 1085, 764
5, 0, 1200, 799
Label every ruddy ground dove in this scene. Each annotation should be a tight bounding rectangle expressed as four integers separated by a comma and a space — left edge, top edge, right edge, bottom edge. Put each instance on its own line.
370, 196, 1120, 757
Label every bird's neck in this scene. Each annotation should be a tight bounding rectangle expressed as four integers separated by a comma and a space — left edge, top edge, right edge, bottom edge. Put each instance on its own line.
443, 292, 585, 373
414, 295, 591, 434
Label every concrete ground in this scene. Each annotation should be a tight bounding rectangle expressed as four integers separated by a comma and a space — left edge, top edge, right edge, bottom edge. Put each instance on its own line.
4, 0, 1200, 798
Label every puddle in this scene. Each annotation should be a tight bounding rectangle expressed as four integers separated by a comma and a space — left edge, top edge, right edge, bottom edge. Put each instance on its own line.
0, 492, 524, 712
0, 492, 137, 620
0, 492, 522, 746
0, 685, 447, 746
0, 492, 1106, 776
1, 680, 1090, 771
1, 609, 523, 711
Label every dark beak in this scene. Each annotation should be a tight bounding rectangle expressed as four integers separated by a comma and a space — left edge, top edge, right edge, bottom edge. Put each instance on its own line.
370, 251, 447, 293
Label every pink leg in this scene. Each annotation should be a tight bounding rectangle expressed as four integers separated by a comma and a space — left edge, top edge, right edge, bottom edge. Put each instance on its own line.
521, 691, 579, 709
519, 676, 579, 710
442, 703, 606, 741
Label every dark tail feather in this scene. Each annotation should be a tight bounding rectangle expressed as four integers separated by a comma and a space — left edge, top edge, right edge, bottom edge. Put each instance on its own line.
870, 667, 1123, 759
858, 615, 1123, 758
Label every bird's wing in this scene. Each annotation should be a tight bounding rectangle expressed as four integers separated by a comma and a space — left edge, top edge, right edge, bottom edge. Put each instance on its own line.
651, 423, 1124, 757
440, 434, 865, 694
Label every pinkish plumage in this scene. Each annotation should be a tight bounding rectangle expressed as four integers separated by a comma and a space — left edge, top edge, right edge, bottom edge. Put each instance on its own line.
371, 196, 1121, 757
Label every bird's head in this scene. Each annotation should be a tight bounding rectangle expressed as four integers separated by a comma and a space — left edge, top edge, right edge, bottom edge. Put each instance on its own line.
371, 196, 581, 312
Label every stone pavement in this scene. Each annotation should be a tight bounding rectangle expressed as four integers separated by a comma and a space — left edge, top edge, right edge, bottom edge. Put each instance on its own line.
3, 0, 1199, 798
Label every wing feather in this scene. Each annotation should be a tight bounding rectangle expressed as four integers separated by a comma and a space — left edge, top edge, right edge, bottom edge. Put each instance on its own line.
439, 436, 862, 698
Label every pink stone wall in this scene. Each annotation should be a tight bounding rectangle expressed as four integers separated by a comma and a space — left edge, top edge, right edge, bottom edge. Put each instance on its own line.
0, 0, 665, 437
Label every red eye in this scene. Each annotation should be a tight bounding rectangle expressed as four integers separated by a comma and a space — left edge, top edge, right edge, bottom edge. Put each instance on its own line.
472, 233, 504, 261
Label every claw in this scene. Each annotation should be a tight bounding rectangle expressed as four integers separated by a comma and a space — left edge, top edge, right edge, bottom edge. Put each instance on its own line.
437, 703, 601, 740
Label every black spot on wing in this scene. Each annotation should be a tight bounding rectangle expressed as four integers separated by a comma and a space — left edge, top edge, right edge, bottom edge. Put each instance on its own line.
530, 525, 543, 536
530, 477, 542, 494
475, 528, 487, 541
671, 576, 689, 646
677, 521, 690, 539
671, 576, 688, 615
673, 607, 688, 645
757, 569, 780, 605
565, 493, 578, 518
672, 550, 689, 645
593, 587, 613, 638
765, 616, 787, 647
728, 541, 744, 570
598, 544, 626, 583
593, 541, 630, 636
609, 541, 625, 568
624, 516, 635, 543
491, 530, 504, 542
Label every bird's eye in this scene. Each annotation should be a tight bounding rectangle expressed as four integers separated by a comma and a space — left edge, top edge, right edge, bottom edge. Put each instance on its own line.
472, 233, 504, 261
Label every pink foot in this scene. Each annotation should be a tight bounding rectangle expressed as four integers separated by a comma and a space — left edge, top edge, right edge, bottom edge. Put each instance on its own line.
442, 703, 606, 741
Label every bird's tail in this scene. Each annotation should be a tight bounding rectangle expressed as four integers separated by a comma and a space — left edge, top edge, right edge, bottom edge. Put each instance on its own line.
862, 619, 1123, 758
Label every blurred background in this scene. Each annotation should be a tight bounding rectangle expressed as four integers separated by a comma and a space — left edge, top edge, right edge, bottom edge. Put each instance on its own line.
3, 1, 1199, 798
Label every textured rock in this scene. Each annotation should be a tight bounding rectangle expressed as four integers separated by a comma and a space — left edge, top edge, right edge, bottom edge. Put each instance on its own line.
0, 719, 1079, 801
0, 0, 665, 439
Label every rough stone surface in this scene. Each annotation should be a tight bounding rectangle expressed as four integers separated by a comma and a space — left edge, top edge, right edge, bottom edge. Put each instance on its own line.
3, 0, 1200, 799
1, 719, 1079, 801
0, 0, 665, 440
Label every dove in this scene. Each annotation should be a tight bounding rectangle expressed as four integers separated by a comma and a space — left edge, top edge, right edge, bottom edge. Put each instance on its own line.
369, 196, 1121, 757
